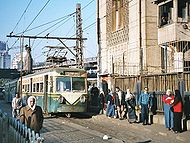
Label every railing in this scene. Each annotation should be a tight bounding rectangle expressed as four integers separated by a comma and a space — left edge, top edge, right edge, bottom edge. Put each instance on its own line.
148, 91, 190, 113
0, 109, 44, 143
149, 91, 164, 113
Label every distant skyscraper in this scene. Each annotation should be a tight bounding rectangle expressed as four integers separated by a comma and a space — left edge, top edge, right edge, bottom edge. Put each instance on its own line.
0, 41, 6, 51
0, 41, 11, 69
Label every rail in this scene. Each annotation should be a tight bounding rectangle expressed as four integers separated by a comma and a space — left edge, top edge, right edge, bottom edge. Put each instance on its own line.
0, 109, 44, 143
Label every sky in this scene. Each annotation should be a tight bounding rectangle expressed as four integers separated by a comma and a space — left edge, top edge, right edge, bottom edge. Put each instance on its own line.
0, 0, 97, 63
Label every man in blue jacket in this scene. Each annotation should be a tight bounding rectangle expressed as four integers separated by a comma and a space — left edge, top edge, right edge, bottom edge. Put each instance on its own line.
138, 87, 152, 125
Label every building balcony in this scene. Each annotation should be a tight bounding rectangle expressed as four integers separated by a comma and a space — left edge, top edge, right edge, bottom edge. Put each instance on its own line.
158, 22, 190, 45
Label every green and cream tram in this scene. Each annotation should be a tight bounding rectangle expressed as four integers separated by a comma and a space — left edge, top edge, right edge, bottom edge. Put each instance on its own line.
6, 67, 88, 115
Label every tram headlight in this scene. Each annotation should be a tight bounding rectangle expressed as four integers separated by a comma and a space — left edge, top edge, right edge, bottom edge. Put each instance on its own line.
80, 95, 86, 103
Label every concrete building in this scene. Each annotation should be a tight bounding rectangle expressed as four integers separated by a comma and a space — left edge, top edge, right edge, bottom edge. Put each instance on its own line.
12, 52, 27, 70
97, 0, 160, 90
153, 0, 190, 73
0, 41, 11, 69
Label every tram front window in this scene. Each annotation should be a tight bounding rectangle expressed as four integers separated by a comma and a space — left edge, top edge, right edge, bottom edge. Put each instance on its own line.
56, 77, 71, 92
72, 77, 85, 91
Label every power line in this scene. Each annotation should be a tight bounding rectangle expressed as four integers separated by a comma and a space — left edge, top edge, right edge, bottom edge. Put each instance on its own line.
36, 14, 74, 36
15, 12, 76, 36
82, 0, 95, 10
22, 0, 51, 34
31, 14, 75, 52
8, 0, 51, 50
12, 0, 33, 33
6, 0, 33, 46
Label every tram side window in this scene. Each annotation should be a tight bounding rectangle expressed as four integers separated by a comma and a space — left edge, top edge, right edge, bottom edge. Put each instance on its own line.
22, 85, 25, 92
72, 77, 85, 91
37, 83, 39, 92
33, 84, 36, 92
56, 77, 71, 92
27, 84, 29, 92
40, 83, 43, 92
24, 85, 27, 92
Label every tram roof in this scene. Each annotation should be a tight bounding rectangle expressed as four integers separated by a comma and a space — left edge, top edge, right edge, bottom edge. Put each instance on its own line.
23, 67, 86, 78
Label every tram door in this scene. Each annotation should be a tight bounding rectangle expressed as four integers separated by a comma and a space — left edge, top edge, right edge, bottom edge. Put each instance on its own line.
44, 75, 48, 113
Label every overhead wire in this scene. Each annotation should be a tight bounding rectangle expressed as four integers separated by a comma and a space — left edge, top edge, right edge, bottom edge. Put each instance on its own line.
12, 0, 33, 34
30, 0, 96, 61
82, 0, 95, 10
15, 12, 75, 35
32, 12, 76, 59
6, 0, 33, 49
9, 0, 51, 50
36, 13, 75, 36
21, 0, 51, 34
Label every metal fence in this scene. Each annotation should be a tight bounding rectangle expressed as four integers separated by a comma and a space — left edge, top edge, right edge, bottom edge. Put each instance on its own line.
0, 109, 44, 143
114, 72, 190, 113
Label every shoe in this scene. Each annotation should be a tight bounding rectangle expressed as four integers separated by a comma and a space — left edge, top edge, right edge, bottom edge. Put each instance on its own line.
168, 128, 171, 131
174, 131, 178, 134
172, 130, 178, 134
143, 123, 147, 125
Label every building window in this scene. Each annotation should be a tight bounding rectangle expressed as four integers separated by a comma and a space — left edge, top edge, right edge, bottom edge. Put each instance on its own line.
178, 0, 189, 22
112, 0, 123, 31
159, 1, 173, 27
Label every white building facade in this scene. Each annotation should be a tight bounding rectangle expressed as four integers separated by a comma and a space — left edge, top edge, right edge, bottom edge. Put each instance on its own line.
98, 0, 160, 90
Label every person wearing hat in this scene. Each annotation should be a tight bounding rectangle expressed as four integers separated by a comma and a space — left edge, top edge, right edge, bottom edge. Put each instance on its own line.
162, 89, 174, 131
20, 96, 44, 134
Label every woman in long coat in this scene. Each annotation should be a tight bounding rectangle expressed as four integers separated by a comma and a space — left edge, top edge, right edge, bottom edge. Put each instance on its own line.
125, 89, 137, 123
172, 90, 183, 133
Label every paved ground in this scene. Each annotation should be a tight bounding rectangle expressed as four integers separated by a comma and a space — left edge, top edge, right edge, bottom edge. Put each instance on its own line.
1, 99, 190, 143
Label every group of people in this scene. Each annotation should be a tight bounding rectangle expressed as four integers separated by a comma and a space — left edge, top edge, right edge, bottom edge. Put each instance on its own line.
104, 87, 153, 125
105, 87, 136, 122
97, 86, 184, 133
11, 94, 44, 134
163, 89, 183, 133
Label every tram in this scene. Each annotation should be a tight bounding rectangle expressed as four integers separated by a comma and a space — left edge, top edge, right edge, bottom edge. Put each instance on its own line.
4, 67, 88, 115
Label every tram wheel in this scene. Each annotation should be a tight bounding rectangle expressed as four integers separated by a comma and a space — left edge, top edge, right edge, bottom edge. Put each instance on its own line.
65, 113, 71, 118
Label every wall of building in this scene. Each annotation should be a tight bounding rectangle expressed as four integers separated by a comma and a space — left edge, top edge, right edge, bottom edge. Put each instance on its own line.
106, 0, 129, 75
98, 0, 107, 75
141, 0, 161, 74
98, 0, 162, 90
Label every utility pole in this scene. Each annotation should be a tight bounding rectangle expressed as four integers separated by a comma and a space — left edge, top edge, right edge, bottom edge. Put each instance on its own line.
97, 0, 101, 88
19, 36, 24, 98
76, 3, 84, 69
139, 0, 143, 76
